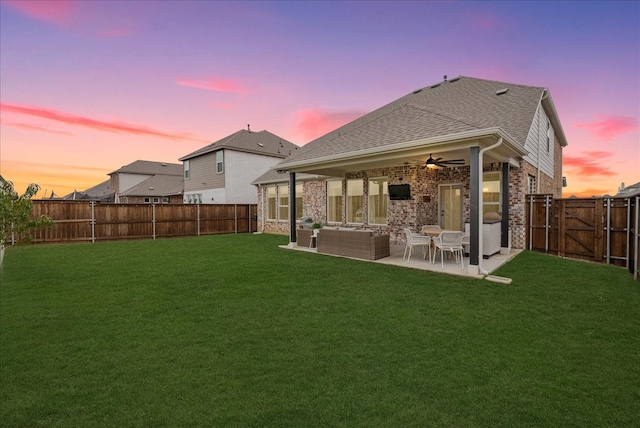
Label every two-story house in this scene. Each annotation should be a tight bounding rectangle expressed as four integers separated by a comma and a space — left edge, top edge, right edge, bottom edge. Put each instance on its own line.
179, 127, 298, 204
253, 76, 568, 274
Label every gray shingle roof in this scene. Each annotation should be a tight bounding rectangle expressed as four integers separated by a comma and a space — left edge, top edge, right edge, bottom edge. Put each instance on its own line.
179, 129, 299, 161
251, 169, 327, 185
110, 160, 182, 176
120, 175, 183, 197
277, 76, 556, 168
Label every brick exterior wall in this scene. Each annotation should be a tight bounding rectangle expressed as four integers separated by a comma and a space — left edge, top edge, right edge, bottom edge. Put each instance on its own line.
257, 159, 562, 249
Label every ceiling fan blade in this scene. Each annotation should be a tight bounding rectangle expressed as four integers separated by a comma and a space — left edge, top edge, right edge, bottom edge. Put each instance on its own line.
438, 159, 465, 165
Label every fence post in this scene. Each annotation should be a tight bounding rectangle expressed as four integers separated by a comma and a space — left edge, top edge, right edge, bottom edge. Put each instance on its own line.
545, 194, 550, 253
234, 204, 238, 234
606, 198, 611, 264
91, 201, 96, 243
152, 204, 156, 240
558, 199, 565, 257
528, 195, 533, 250
197, 204, 200, 236
635, 196, 639, 280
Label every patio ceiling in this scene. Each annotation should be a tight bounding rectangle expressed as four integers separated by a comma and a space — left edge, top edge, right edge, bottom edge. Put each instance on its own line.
277, 128, 528, 177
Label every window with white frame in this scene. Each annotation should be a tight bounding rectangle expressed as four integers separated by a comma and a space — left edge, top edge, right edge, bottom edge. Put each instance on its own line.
482, 172, 501, 217
216, 151, 223, 173
278, 184, 288, 221
368, 177, 388, 224
153, 197, 159, 204
267, 186, 276, 220
546, 121, 551, 153
346, 179, 364, 223
162, 197, 169, 203
184, 160, 190, 180
295, 183, 303, 221
528, 175, 537, 194
327, 181, 343, 223
144, 197, 150, 203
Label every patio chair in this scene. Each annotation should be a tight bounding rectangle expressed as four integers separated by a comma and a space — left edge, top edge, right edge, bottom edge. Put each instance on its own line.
432, 230, 465, 269
403, 228, 431, 262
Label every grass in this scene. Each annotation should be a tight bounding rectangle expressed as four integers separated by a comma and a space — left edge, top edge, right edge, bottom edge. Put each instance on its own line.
1, 233, 639, 427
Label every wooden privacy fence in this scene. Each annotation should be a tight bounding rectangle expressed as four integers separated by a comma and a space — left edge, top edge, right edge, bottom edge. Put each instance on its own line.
8, 201, 258, 245
526, 195, 639, 279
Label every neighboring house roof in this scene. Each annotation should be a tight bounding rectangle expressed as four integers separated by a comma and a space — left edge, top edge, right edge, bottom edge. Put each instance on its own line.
179, 129, 299, 161
120, 174, 183, 197
109, 160, 182, 176
615, 182, 640, 198
62, 180, 112, 201
275, 76, 566, 174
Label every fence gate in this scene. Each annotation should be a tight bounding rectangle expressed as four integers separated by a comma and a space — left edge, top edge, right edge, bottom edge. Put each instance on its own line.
527, 195, 639, 277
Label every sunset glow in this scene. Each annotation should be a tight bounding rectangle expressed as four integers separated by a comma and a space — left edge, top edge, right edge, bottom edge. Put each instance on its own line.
1, 1, 638, 198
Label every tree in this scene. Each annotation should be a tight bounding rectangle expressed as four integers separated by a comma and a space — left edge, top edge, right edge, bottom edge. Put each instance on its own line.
0, 179, 53, 247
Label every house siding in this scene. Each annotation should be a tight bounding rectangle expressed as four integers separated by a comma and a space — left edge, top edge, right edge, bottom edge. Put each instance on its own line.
118, 173, 153, 193
523, 104, 556, 180
225, 150, 286, 204
183, 151, 225, 193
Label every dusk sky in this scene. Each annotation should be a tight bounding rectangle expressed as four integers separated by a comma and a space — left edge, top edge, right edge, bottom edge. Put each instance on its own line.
1, 0, 638, 198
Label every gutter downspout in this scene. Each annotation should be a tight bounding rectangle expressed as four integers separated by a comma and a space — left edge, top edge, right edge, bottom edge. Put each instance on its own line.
536, 90, 549, 193
478, 137, 504, 275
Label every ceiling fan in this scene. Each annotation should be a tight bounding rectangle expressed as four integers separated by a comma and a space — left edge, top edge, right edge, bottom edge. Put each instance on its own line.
424, 154, 465, 169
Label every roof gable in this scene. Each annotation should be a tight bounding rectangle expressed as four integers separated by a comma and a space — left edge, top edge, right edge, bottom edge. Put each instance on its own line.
179, 129, 299, 161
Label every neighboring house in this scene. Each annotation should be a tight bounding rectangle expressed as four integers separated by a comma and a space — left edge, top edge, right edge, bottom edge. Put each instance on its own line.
62, 180, 111, 202
615, 182, 640, 198
179, 127, 298, 204
253, 76, 568, 275
109, 160, 183, 204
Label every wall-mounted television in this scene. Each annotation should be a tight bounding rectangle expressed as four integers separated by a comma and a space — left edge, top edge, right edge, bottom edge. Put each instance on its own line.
389, 184, 411, 200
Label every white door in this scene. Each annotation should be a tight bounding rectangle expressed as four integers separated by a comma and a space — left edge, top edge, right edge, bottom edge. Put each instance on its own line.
439, 184, 463, 230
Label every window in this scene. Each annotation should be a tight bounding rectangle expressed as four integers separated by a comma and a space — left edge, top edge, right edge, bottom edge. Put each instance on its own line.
266, 186, 276, 220
144, 197, 150, 203
184, 160, 190, 180
528, 175, 537, 194
346, 179, 364, 223
216, 151, 224, 173
482, 172, 501, 217
327, 181, 343, 223
546, 122, 551, 153
368, 177, 388, 224
278, 185, 289, 220
295, 183, 303, 220
162, 197, 169, 203
153, 197, 159, 204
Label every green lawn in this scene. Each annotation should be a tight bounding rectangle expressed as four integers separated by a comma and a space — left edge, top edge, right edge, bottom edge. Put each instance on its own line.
1, 234, 638, 427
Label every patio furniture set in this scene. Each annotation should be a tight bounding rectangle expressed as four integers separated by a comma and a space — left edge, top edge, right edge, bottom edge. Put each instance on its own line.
404, 226, 470, 269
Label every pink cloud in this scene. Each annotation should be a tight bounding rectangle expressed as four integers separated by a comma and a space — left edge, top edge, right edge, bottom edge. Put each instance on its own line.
294, 108, 365, 141
563, 150, 617, 177
0, 120, 72, 135
1, 102, 205, 142
176, 78, 251, 94
4, 0, 134, 37
3, 0, 72, 26
575, 116, 639, 141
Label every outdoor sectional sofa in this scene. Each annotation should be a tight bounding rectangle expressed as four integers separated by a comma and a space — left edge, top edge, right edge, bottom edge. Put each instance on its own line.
316, 228, 390, 260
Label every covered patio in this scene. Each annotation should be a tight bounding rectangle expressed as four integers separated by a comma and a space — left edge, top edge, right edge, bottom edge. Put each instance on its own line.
282, 240, 521, 280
